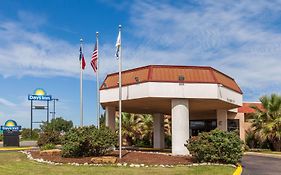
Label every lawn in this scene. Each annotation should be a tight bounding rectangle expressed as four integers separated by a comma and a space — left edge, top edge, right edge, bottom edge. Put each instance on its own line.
0, 152, 235, 175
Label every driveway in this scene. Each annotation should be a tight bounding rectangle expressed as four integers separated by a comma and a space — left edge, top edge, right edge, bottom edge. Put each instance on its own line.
242, 154, 281, 175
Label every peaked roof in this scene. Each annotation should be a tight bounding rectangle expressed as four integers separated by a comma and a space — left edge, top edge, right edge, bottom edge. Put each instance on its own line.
101, 65, 242, 94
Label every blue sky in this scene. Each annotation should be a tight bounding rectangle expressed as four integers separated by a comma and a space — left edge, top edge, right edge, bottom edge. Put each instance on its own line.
0, 0, 281, 128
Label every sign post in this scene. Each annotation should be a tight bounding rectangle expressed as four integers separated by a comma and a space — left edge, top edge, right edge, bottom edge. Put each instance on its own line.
28, 88, 52, 137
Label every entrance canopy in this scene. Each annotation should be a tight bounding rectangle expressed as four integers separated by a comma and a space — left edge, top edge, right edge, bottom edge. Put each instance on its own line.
100, 65, 243, 113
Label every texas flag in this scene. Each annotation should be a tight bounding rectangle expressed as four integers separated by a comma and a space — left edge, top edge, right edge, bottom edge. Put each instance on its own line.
79, 46, 86, 70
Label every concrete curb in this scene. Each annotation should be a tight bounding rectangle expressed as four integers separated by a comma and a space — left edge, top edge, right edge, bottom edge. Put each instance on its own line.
0, 147, 34, 151
233, 164, 242, 175
245, 152, 281, 159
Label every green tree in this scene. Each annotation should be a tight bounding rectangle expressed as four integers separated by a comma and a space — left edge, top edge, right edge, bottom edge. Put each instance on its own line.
251, 94, 281, 151
40, 117, 73, 133
21, 128, 40, 140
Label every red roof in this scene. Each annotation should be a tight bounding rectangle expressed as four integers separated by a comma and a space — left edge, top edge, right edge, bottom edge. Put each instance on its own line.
101, 65, 242, 94
238, 102, 263, 113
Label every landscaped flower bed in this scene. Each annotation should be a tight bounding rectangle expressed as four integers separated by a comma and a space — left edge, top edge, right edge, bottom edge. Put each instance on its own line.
27, 150, 193, 165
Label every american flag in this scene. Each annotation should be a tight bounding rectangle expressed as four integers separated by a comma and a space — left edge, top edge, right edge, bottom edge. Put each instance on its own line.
91, 42, 98, 72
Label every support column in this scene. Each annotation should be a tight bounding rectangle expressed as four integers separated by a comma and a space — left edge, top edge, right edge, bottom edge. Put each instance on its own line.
239, 113, 245, 141
153, 113, 165, 149
105, 106, 115, 131
171, 99, 190, 155
216, 109, 227, 131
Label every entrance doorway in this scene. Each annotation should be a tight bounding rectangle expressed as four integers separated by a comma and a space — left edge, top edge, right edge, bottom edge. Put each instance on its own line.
190, 120, 217, 136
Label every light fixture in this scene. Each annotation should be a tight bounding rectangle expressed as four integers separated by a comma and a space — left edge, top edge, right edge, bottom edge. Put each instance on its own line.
134, 76, 140, 83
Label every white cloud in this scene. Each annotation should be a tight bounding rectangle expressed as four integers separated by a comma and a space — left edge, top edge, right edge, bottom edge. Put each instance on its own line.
121, 0, 281, 95
0, 98, 16, 107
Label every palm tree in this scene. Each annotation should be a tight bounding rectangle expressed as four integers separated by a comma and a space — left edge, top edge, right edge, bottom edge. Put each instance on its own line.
164, 115, 171, 136
251, 94, 281, 151
137, 114, 153, 146
116, 112, 142, 146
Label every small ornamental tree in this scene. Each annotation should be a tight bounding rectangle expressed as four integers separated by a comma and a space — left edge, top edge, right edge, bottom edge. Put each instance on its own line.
62, 126, 117, 158
40, 117, 73, 133
38, 117, 73, 147
185, 129, 243, 164
37, 130, 61, 147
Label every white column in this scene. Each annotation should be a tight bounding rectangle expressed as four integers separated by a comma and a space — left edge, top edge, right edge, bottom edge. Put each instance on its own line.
216, 109, 227, 131
153, 113, 165, 149
171, 99, 190, 155
105, 106, 115, 131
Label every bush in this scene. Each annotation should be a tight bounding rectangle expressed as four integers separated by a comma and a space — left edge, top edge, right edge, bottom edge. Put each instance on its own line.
185, 129, 243, 164
0, 134, 3, 141
41, 143, 56, 150
41, 117, 73, 133
62, 126, 117, 158
37, 131, 61, 147
21, 128, 40, 140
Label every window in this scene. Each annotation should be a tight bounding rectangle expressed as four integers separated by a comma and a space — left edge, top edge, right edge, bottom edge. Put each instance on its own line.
190, 120, 217, 136
227, 119, 239, 132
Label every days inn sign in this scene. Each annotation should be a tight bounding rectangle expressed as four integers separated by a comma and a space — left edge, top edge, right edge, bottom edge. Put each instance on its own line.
28, 88, 52, 101
0, 120, 21, 131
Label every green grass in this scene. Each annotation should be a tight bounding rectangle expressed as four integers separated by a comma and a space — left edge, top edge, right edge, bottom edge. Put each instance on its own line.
0, 152, 235, 175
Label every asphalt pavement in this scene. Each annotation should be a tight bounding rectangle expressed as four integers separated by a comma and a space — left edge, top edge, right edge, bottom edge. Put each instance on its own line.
242, 154, 281, 175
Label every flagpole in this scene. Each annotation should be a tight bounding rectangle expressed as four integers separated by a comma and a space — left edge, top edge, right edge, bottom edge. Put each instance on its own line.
118, 25, 122, 159
96, 32, 100, 129
80, 38, 84, 127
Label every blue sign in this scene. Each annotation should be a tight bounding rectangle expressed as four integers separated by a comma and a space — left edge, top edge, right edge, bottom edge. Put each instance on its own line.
0, 120, 21, 131
28, 95, 52, 101
28, 88, 52, 101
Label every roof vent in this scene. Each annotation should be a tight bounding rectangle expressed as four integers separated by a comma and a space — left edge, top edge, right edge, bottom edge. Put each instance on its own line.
103, 83, 107, 88
178, 75, 185, 85
135, 76, 140, 83
178, 75, 185, 81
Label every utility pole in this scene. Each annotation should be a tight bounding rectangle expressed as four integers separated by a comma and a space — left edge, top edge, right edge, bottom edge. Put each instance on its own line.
50, 98, 59, 119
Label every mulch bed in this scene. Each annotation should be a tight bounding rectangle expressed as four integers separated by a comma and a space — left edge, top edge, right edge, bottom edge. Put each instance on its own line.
29, 150, 193, 165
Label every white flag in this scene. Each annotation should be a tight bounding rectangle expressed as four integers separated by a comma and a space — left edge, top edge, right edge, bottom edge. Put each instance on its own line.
115, 30, 121, 58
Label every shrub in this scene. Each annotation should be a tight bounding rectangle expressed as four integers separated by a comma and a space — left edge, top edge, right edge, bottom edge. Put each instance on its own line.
0, 134, 3, 141
62, 126, 117, 158
37, 131, 61, 147
41, 143, 56, 150
185, 129, 243, 164
21, 128, 40, 140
